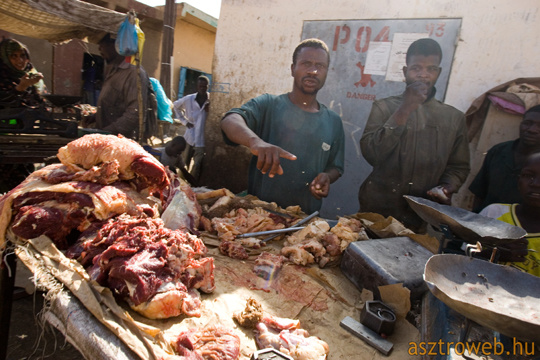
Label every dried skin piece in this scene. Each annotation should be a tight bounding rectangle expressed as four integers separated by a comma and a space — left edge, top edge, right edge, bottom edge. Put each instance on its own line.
195, 188, 235, 201
233, 297, 263, 329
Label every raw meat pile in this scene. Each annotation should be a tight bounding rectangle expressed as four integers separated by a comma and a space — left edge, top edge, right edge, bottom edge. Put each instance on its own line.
210, 206, 296, 260
211, 207, 293, 242
0, 134, 198, 251
282, 217, 369, 268
234, 298, 329, 360
67, 215, 214, 319
0, 134, 209, 319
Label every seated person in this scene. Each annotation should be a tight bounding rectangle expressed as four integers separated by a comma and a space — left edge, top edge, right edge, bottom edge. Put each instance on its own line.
0, 38, 46, 107
154, 136, 197, 186
479, 152, 540, 277
0, 38, 46, 193
469, 105, 540, 212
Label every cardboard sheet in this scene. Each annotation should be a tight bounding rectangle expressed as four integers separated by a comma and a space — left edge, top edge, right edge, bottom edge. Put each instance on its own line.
14, 234, 421, 359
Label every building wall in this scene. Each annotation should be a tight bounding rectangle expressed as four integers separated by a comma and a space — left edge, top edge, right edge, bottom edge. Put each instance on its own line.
170, 11, 216, 100
202, 0, 540, 208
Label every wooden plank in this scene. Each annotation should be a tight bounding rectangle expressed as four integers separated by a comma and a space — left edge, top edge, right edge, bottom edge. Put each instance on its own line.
0, 135, 71, 164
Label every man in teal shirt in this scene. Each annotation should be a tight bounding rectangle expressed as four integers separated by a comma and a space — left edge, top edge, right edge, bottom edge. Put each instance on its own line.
221, 38, 345, 214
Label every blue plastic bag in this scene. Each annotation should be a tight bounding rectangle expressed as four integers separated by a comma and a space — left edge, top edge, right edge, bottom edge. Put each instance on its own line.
149, 78, 173, 123
115, 17, 138, 56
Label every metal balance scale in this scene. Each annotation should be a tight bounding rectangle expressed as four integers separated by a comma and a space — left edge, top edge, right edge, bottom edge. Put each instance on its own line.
404, 195, 540, 344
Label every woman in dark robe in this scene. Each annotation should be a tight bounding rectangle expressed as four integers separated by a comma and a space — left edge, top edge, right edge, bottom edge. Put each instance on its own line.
0, 38, 45, 107
0, 38, 47, 193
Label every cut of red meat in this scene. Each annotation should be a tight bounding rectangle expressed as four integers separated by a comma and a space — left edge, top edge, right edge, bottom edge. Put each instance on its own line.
70, 215, 214, 319
57, 134, 169, 193
0, 163, 163, 250
11, 206, 69, 248
180, 257, 215, 293
219, 241, 249, 260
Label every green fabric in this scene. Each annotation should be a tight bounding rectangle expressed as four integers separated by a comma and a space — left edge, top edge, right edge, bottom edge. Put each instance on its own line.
0, 38, 30, 78
224, 93, 345, 213
359, 90, 470, 230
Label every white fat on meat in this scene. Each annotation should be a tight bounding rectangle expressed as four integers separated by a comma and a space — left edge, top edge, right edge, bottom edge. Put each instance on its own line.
255, 323, 284, 350
282, 217, 372, 268
211, 207, 286, 242
330, 217, 368, 250
208, 195, 232, 212
130, 287, 202, 319
285, 220, 329, 245
162, 189, 200, 231
280, 329, 329, 360
255, 321, 329, 360
58, 134, 160, 178
239, 237, 264, 249
281, 245, 315, 266
0, 166, 161, 248
182, 257, 215, 293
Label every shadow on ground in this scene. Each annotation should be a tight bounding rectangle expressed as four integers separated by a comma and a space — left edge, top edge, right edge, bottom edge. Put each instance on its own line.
7, 261, 84, 360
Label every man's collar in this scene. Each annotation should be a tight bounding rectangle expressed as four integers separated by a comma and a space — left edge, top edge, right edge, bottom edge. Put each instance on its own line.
108, 56, 131, 69
425, 87, 437, 102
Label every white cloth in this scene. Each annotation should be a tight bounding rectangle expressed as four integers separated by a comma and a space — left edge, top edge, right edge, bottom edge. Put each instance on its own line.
479, 203, 509, 219
173, 93, 209, 147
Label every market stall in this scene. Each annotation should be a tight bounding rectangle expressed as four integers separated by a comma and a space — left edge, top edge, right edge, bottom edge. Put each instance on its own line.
0, 133, 426, 360
3, 128, 540, 360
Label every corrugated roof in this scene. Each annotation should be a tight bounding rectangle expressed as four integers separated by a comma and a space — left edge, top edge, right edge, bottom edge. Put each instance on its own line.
0, 0, 126, 43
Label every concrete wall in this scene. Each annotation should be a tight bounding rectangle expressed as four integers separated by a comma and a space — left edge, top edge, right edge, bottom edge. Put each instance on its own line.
202, 0, 540, 213
171, 13, 216, 99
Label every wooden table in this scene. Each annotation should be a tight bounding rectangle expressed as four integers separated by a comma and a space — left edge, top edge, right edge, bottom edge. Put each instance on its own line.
0, 134, 73, 164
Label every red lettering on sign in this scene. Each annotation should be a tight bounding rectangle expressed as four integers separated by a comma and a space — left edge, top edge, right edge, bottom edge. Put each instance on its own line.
346, 92, 376, 101
373, 26, 390, 42
426, 23, 446, 37
354, 62, 376, 88
355, 26, 372, 53
332, 25, 351, 51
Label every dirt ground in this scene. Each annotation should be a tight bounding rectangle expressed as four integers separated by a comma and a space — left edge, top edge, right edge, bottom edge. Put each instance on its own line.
6, 261, 84, 360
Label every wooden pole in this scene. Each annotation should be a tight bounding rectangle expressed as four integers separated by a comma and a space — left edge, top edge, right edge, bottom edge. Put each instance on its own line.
137, 53, 143, 144
160, 0, 177, 99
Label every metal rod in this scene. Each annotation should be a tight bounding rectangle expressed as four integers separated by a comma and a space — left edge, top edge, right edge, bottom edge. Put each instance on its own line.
262, 211, 319, 242
236, 226, 306, 239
